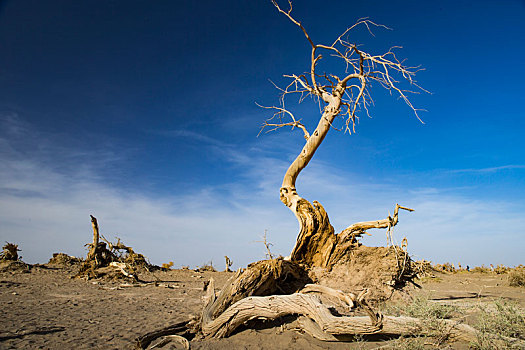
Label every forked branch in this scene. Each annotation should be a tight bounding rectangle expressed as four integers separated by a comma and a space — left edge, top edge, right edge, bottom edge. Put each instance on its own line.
338, 204, 414, 243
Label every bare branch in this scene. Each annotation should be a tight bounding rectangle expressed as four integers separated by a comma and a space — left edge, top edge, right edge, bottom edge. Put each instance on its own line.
256, 103, 310, 140
271, 0, 314, 48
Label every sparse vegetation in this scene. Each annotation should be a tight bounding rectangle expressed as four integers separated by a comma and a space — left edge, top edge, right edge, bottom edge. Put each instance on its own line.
382, 294, 458, 346
386, 337, 426, 350
385, 294, 457, 320
472, 299, 525, 349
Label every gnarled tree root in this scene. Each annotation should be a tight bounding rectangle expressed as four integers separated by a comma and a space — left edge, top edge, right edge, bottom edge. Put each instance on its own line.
134, 282, 525, 349
201, 281, 482, 342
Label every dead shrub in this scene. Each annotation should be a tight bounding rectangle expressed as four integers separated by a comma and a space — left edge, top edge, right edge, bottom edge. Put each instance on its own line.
196, 261, 216, 272
508, 266, 525, 287
162, 261, 174, 270
433, 262, 456, 273
492, 264, 510, 274
471, 265, 491, 273
0, 242, 20, 261
48, 253, 81, 267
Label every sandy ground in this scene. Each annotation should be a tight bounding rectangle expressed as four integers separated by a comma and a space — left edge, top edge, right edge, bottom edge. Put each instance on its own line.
1, 261, 524, 349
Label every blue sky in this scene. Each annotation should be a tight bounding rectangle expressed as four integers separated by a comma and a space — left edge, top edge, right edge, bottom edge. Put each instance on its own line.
1, 0, 524, 268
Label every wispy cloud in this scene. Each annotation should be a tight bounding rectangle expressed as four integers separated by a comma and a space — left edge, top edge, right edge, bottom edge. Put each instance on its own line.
1, 115, 524, 268
152, 129, 228, 148
450, 164, 525, 173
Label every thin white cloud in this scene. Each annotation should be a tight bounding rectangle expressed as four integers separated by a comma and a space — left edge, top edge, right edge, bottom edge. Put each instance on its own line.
450, 164, 525, 173
1, 114, 524, 268
152, 129, 228, 148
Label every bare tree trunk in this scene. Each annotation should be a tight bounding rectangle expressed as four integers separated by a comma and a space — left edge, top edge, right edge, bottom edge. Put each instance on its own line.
280, 95, 343, 268
86, 215, 100, 262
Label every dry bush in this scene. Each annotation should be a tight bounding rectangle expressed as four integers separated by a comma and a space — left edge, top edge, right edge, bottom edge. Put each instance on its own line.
196, 261, 216, 272
508, 266, 525, 287
48, 253, 81, 267
433, 262, 456, 273
471, 265, 491, 273
492, 264, 510, 274
0, 242, 20, 261
161, 261, 174, 270
412, 259, 435, 278
472, 299, 525, 349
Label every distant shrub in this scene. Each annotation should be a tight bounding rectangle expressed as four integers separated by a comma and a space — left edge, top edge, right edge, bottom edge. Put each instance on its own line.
0, 242, 20, 261
433, 262, 456, 273
508, 266, 525, 287
412, 259, 435, 278
471, 265, 491, 273
161, 261, 174, 270
493, 264, 510, 274
196, 261, 216, 272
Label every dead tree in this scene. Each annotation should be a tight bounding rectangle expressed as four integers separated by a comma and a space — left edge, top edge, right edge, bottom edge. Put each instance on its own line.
224, 256, 233, 272
200, 0, 425, 336
264, 1, 424, 268
135, 1, 434, 347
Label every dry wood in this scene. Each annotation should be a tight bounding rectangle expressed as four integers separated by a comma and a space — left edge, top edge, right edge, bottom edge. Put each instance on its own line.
86, 215, 100, 262
109, 262, 137, 280
224, 256, 233, 272
201, 259, 310, 323
202, 291, 484, 343
338, 204, 414, 242
300, 284, 356, 309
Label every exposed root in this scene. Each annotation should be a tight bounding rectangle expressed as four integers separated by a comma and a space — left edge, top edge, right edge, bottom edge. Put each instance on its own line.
134, 320, 196, 350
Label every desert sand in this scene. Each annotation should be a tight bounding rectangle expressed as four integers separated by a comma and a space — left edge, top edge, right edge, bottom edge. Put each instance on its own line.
1, 258, 524, 350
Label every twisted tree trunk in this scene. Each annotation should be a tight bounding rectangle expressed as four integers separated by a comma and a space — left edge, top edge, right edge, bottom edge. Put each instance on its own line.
280, 91, 343, 268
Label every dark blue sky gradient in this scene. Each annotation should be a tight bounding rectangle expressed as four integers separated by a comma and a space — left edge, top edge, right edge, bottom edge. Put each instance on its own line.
1, 0, 524, 265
